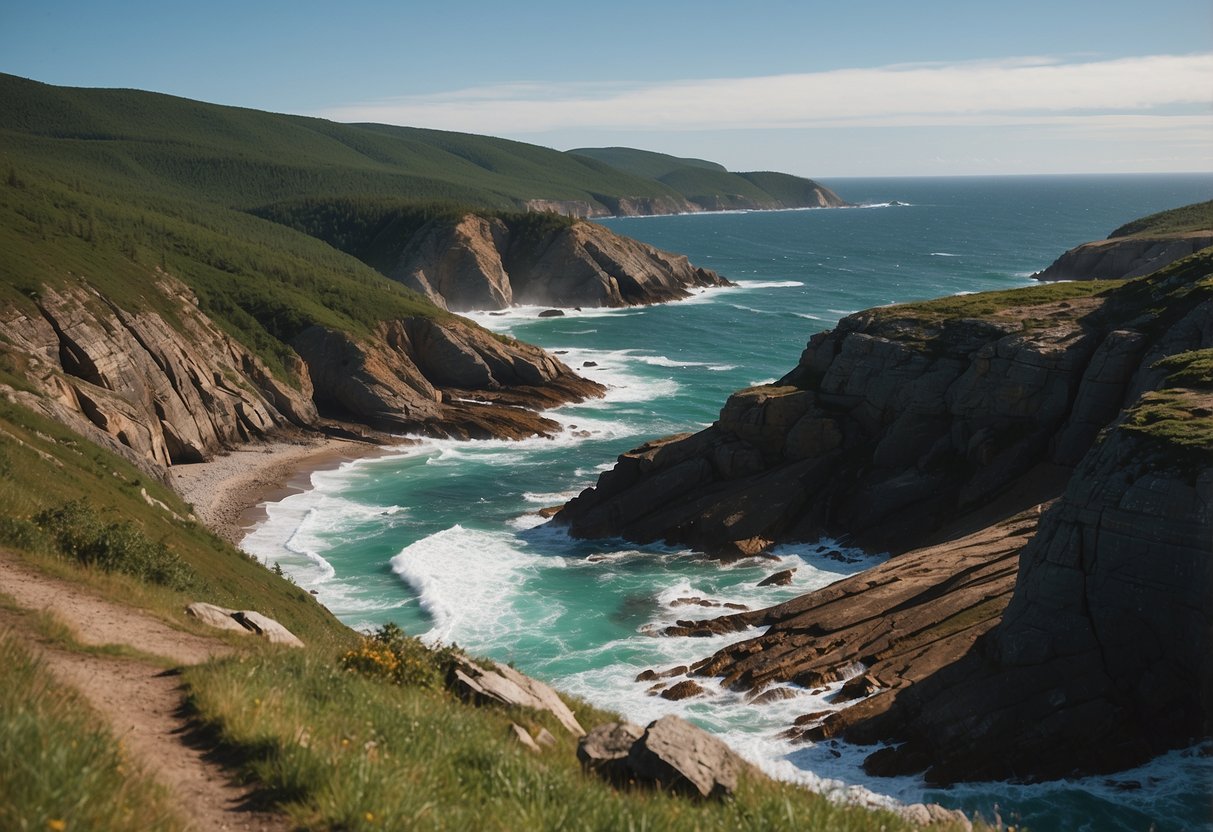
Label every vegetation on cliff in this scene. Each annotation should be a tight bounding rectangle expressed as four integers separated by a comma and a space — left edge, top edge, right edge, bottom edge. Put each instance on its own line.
1109, 199, 1213, 238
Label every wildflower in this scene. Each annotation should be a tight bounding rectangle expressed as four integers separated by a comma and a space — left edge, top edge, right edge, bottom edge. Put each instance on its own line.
47, 820, 67, 831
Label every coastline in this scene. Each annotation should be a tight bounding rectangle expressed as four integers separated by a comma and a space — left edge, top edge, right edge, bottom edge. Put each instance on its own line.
168, 436, 393, 546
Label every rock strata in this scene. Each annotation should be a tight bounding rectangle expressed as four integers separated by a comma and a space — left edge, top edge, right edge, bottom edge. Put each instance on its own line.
391, 216, 731, 311
1, 274, 603, 479
560, 250, 1212, 782
1033, 232, 1212, 282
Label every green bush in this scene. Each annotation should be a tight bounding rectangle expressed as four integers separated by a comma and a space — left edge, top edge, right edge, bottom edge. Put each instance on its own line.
339, 622, 459, 689
33, 500, 194, 590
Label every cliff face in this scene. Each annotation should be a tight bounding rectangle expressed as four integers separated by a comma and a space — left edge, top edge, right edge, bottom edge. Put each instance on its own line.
556, 251, 1212, 782
557, 287, 1132, 557
847, 311, 1212, 783
1, 274, 603, 478
390, 216, 731, 312
1033, 231, 1213, 281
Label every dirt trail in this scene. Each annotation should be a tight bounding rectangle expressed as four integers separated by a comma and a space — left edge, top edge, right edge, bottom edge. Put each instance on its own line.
0, 550, 290, 831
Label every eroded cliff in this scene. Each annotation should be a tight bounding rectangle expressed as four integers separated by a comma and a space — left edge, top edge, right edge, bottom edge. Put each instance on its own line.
1, 273, 602, 478
391, 215, 731, 312
556, 250, 1212, 782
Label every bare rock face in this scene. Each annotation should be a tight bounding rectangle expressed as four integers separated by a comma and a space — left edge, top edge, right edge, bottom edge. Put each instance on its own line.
556, 294, 1102, 556
2, 278, 317, 477
448, 656, 585, 736
559, 251, 1213, 783
292, 316, 603, 440
1033, 232, 1213, 281
390, 216, 730, 312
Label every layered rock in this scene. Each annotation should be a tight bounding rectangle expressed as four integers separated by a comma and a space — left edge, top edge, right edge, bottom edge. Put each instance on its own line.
559, 250, 1212, 782
2, 278, 317, 477
1, 274, 603, 478
292, 315, 602, 439
839, 299, 1213, 784
1033, 231, 1213, 282
390, 216, 730, 311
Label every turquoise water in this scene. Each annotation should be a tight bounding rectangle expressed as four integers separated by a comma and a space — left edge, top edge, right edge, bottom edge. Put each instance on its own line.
243, 174, 1213, 831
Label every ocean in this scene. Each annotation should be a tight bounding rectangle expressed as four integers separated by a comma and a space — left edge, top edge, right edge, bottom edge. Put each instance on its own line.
242, 173, 1213, 831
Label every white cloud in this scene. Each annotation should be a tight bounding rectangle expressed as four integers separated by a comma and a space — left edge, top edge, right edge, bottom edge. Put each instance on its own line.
316, 54, 1213, 134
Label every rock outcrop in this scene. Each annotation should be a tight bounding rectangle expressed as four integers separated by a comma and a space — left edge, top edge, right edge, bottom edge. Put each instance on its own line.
555, 255, 1206, 559
2, 278, 317, 478
838, 298, 1213, 784
558, 250, 1213, 782
1033, 231, 1213, 282
1, 274, 603, 477
579, 715, 757, 798
291, 315, 602, 439
390, 216, 730, 312
185, 601, 304, 647
448, 655, 586, 736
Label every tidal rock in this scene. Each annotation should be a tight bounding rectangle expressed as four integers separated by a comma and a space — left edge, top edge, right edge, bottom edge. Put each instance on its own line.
448, 656, 585, 736
748, 686, 802, 705
757, 568, 795, 587
538, 309, 565, 318
660, 680, 706, 701
626, 715, 750, 798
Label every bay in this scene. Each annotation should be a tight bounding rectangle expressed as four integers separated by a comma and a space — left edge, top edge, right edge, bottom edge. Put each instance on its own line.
243, 173, 1213, 831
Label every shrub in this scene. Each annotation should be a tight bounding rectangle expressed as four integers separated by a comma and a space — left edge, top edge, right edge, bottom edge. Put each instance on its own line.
339, 622, 458, 689
33, 500, 194, 590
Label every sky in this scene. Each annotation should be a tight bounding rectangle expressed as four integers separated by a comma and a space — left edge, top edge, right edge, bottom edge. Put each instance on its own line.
2, 0, 1210, 177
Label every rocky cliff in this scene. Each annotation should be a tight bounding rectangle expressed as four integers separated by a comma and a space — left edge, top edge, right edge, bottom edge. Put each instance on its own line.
1, 273, 602, 479
557, 279, 1140, 557
390, 215, 731, 312
1033, 231, 1213, 281
556, 250, 1212, 782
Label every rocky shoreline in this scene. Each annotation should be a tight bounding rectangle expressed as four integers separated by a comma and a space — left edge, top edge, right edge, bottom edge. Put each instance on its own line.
552, 248, 1213, 784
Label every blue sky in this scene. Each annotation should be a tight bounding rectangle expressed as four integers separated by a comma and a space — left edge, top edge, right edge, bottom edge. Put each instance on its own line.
3, 1, 1210, 176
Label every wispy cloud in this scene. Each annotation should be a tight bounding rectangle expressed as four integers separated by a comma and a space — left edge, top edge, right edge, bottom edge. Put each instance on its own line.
317, 53, 1212, 134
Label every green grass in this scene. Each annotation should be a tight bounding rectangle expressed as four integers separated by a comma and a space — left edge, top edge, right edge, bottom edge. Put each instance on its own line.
0, 397, 355, 650
0, 633, 184, 832
880, 279, 1118, 321
184, 645, 970, 832
1108, 200, 1213, 238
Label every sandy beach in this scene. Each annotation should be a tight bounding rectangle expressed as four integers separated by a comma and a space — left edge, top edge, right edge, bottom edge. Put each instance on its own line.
168, 436, 392, 545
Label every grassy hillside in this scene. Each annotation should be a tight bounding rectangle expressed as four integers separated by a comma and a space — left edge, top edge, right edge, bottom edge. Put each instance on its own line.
1109, 199, 1213, 238
569, 146, 844, 208
568, 146, 727, 179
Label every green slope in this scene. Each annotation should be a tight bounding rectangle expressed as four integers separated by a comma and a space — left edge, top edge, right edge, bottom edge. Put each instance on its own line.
569, 146, 845, 209
1109, 199, 1213, 238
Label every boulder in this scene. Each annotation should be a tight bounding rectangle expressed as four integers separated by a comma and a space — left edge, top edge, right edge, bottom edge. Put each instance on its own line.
900, 803, 973, 829
510, 723, 541, 753
232, 611, 305, 648
448, 656, 585, 736
185, 602, 304, 648
626, 715, 751, 798
577, 721, 645, 780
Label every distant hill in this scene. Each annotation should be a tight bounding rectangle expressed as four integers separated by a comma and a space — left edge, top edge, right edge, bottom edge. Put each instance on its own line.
0, 74, 844, 218
570, 146, 847, 212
